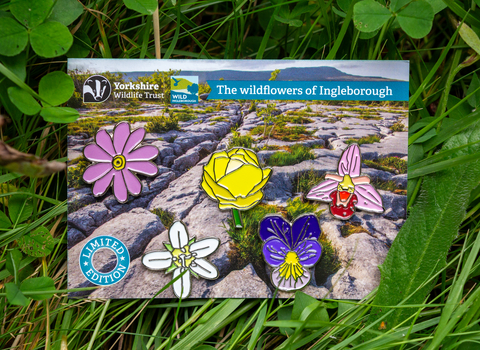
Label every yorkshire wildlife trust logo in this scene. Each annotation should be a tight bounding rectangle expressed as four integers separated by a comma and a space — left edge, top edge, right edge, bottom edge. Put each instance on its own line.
171, 76, 199, 104
79, 236, 130, 286
83, 75, 112, 103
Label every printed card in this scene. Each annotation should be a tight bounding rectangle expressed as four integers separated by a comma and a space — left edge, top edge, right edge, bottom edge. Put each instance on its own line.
67, 60, 409, 299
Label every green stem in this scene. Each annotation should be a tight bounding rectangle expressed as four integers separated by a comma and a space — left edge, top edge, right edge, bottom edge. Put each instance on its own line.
232, 209, 243, 229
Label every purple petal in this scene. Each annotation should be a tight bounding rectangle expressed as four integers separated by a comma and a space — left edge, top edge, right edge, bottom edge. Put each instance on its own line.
123, 128, 146, 155
271, 266, 311, 291
292, 215, 321, 247
113, 171, 128, 202
338, 144, 361, 177
123, 169, 142, 195
295, 239, 322, 267
126, 161, 158, 176
113, 122, 130, 155
92, 169, 114, 196
125, 145, 158, 161
259, 215, 292, 247
84, 144, 113, 163
83, 163, 112, 183
263, 238, 288, 267
355, 184, 384, 213
306, 179, 338, 202
95, 129, 115, 157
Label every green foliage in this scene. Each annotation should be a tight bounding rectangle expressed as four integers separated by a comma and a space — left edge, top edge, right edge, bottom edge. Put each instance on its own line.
123, 0, 158, 15
144, 114, 180, 133
293, 170, 324, 195
68, 159, 89, 189
285, 197, 319, 220
150, 208, 175, 229
345, 134, 381, 145
229, 130, 254, 149
364, 156, 408, 173
390, 121, 406, 132
266, 145, 315, 166
17, 226, 55, 258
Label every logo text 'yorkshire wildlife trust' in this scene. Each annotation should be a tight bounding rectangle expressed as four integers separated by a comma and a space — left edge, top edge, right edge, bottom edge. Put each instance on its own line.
171, 76, 199, 104
83, 75, 112, 103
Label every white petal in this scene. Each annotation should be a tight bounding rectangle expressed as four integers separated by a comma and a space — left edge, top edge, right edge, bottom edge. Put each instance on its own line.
173, 268, 191, 298
169, 221, 189, 249
190, 238, 220, 258
190, 258, 219, 279
142, 251, 172, 270
271, 267, 311, 292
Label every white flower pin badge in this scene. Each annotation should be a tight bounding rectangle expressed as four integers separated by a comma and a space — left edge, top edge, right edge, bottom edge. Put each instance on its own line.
142, 221, 220, 298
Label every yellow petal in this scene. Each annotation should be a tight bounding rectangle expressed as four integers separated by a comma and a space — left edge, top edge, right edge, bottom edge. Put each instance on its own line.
217, 164, 263, 197
203, 171, 235, 200
204, 151, 229, 179
227, 148, 240, 157
225, 159, 245, 175
243, 149, 260, 166
201, 175, 218, 200
213, 156, 230, 180
218, 190, 264, 210
248, 167, 272, 195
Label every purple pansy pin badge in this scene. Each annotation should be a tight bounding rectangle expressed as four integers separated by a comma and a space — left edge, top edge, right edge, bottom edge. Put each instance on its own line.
306, 144, 383, 220
260, 214, 322, 292
82, 122, 159, 203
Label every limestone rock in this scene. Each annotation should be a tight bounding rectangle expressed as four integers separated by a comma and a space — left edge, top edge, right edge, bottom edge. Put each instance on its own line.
68, 203, 112, 235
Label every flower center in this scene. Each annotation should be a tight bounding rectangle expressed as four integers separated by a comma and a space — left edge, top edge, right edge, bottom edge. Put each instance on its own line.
112, 155, 126, 170
278, 251, 304, 281
338, 174, 355, 194
172, 245, 196, 268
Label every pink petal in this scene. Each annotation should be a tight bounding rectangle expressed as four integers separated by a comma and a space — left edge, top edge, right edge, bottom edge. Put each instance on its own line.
113, 122, 130, 155
113, 171, 128, 202
83, 163, 113, 183
123, 169, 142, 195
126, 161, 158, 176
84, 144, 113, 163
338, 144, 361, 177
95, 129, 115, 157
123, 128, 146, 155
125, 145, 158, 161
355, 184, 384, 213
306, 179, 338, 202
92, 169, 114, 196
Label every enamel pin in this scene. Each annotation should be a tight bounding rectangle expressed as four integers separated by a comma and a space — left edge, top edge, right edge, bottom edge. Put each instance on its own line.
201, 147, 272, 228
260, 214, 322, 292
142, 221, 220, 299
306, 144, 384, 220
82, 122, 159, 203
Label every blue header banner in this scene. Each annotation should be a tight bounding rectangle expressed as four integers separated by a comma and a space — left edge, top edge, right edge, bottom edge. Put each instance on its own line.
207, 80, 409, 101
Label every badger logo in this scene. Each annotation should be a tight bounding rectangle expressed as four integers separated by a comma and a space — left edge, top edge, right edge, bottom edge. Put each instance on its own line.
83, 75, 111, 103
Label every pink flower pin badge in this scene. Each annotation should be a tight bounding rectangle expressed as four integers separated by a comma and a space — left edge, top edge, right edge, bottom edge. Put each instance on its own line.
306, 144, 383, 220
82, 122, 159, 203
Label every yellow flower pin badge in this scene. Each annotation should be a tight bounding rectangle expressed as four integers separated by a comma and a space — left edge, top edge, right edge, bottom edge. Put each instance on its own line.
201, 147, 272, 228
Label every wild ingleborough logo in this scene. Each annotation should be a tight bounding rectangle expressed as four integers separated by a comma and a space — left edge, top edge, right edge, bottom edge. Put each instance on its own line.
83, 75, 112, 103
171, 76, 199, 104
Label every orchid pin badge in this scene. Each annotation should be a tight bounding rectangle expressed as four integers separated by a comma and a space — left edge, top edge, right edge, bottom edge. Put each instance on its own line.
82, 122, 159, 203
306, 144, 383, 220
142, 221, 220, 299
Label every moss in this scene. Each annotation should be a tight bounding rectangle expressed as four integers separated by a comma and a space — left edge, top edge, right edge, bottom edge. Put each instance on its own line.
175, 112, 197, 122
69, 155, 87, 165
390, 121, 406, 132
345, 134, 381, 145
342, 127, 352, 130
150, 208, 175, 228
68, 160, 90, 189
266, 145, 314, 166
340, 222, 369, 238
211, 116, 229, 122
145, 115, 180, 133
364, 156, 407, 174
251, 124, 314, 142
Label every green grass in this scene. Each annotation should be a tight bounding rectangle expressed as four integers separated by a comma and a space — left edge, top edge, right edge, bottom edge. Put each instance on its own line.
266, 145, 315, 166
345, 134, 381, 145
229, 130, 254, 149
364, 156, 408, 174
390, 121, 407, 132
144, 115, 180, 133
150, 208, 175, 228
2, 1, 480, 349
251, 124, 314, 142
